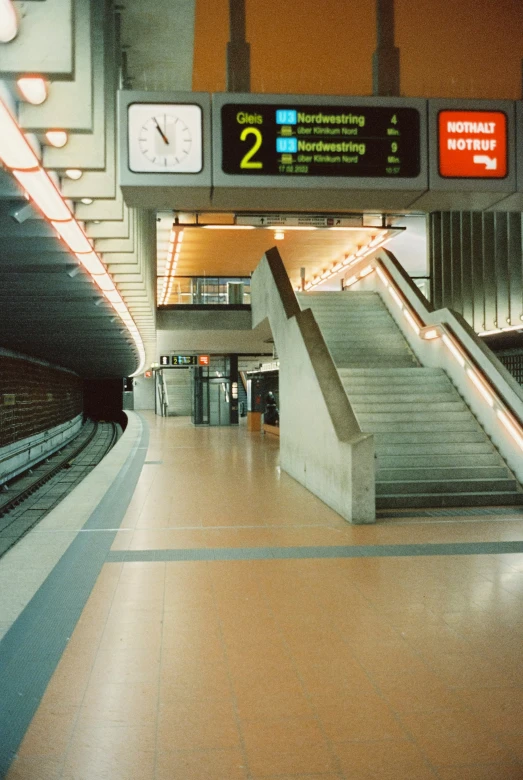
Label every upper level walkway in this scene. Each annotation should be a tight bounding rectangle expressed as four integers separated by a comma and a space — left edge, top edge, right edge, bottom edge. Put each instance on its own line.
1, 413, 523, 779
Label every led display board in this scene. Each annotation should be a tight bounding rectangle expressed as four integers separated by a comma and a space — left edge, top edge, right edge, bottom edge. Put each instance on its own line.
221, 103, 421, 179
172, 355, 197, 366
438, 110, 508, 179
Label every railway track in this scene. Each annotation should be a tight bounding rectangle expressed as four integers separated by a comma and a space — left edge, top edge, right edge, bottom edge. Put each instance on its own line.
0, 420, 120, 558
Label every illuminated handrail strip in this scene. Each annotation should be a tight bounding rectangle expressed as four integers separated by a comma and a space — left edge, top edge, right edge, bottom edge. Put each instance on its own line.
370, 255, 523, 451
0, 96, 145, 373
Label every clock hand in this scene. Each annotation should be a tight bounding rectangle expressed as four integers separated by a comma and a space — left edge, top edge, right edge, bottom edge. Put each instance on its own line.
153, 118, 169, 145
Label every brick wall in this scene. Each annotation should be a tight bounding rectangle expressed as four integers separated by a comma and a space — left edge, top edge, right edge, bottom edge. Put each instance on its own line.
0, 355, 83, 448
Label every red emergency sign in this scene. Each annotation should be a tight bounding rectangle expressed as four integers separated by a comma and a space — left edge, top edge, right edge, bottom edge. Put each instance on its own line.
438, 110, 507, 179
198, 354, 210, 366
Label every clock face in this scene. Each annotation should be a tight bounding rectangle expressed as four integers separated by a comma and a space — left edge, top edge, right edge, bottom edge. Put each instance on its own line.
128, 103, 203, 174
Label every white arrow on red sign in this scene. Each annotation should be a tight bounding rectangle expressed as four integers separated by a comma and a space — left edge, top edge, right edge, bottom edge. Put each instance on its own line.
473, 155, 497, 170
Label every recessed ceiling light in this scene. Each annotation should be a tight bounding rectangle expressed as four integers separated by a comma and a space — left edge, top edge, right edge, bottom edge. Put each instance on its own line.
80, 198, 93, 205
0, 0, 18, 42
65, 168, 82, 180
17, 77, 47, 105
45, 130, 68, 148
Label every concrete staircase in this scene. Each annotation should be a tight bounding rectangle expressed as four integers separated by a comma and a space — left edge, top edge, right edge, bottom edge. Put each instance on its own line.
297, 291, 523, 509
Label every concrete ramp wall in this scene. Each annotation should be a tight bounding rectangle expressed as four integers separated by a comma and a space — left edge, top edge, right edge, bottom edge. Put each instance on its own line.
251, 248, 375, 524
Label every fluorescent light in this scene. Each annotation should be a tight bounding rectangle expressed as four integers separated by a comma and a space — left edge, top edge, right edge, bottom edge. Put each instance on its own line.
177, 231, 184, 242
274, 230, 285, 240
94, 273, 116, 293
104, 289, 123, 304
0, 102, 40, 170
497, 410, 523, 450
342, 254, 355, 266
65, 168, 82, 180
0, 0, 18, 42
321, 270, 330, 280
356, 245, 368, 256
390, 287, 403, 308
76, 251, 105, 275
17, 77, 47, 105
13, 169, 72, 220
376, 266, 389, 286
359, 265, 373, 277
422, 328, 439, 340
270, 226, 317, 231
442, 334, 466, 367
45, 130, 68, 148
404, 309, 420, 335
80, 198, 93, 205
466, 368, 494, 407
52, 219, 92, 253
345, 275, 358, 287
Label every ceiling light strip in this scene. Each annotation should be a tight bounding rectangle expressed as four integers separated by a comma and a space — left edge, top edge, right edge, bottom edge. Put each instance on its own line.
0, 96, 145, 373
160, 226, 184, 305
304, 231, 396, 290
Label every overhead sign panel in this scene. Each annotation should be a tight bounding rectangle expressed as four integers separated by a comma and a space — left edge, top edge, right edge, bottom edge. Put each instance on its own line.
212, 93, 428, 210
221, 103, 421, 179
235, 214, 363, 227
438, 110, 507, 178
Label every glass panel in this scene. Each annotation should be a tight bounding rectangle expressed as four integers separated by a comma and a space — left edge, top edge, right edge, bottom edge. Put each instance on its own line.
157, 276, 251, 306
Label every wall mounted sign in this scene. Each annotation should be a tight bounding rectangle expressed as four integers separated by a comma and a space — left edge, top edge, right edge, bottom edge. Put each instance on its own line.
220, 103, 421, 178
438, 110, 508, 178
198, 355, 210, 366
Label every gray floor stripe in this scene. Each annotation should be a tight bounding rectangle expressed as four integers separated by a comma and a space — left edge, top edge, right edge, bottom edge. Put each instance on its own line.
0, 416, 149, 777
107, 540, 523, 563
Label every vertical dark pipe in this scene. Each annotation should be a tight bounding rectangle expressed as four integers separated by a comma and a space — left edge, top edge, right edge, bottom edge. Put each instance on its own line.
227, 0, 251, 92
373, 0, 400, 96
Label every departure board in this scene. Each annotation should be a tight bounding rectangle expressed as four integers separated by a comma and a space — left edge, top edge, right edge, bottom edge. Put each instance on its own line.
221, 104, 421, 178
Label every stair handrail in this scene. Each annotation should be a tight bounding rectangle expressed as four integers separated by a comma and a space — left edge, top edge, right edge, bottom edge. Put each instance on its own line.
341, 249, 523, 470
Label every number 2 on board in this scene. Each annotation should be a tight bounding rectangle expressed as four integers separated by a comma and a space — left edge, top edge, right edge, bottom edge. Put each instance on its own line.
240, 127, 263, 169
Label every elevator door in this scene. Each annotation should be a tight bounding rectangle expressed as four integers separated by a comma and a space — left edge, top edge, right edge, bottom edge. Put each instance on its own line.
208, 379, 231, 426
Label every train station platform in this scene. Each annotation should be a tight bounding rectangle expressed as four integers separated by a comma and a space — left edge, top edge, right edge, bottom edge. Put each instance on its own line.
1, 412, 523, 779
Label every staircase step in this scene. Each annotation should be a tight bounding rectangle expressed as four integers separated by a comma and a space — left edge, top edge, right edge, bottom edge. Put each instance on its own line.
376, 478, 519, 496
373, 431, 488, 444
376, 467, 511, 482
349, 393, 458, 404
343, 382, 454, 394
378, 453, 504, 469
338, 367, 444, 377
377, 492, 523, 509
335, 360, 418, 368
358, 410, 474, 422
376, 442, 494, 455
353, 401, 467, 413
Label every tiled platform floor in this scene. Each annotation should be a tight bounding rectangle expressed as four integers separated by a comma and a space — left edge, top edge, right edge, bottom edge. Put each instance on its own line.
5, 413, 523, 779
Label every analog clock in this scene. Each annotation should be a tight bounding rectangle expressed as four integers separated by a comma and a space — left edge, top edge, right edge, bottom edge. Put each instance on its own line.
128, 103, 203, 174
